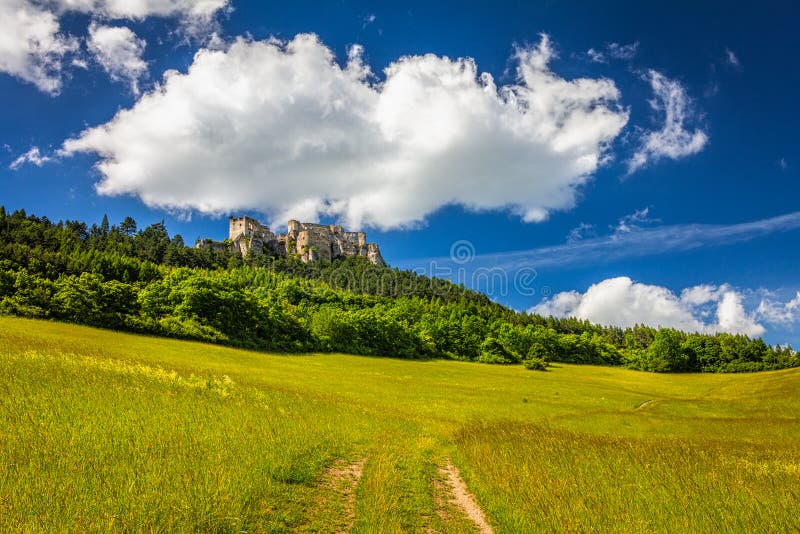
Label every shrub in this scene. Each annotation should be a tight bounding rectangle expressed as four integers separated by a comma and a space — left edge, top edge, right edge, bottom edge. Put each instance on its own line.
523, 357, 549, 371
526, 341, 551, 362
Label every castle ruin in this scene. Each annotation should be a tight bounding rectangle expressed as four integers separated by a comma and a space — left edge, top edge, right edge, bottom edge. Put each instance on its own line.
199, 216, 385, 265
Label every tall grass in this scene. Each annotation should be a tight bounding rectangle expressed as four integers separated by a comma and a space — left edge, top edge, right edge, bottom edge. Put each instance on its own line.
1, 316, 798, 532
455, 422, 800, 532
0, 348, 361, 531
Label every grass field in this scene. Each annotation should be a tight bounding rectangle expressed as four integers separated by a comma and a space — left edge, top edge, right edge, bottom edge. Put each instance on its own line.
1, 316, 798, 532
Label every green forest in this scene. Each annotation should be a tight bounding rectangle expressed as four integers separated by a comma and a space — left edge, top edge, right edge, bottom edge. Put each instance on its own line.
1, 207, 797, 373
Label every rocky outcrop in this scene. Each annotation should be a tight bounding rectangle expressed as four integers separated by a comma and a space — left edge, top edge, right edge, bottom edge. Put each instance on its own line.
366, 243, 384, 266
197, 216, 386, 266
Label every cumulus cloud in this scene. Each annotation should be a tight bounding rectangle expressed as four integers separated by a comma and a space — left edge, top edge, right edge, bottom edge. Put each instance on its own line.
87, 23, 147, 93
715, 291, 764, 336
0, 0, 228, 94
533, 277, 766, 336
757, 292, 800, 325
627, 70, 708, 173
48, 0, 229, 29
60, 33, 629, 229
533, 290, 584, 318
680, 284, 719, 306
0, 0, 78, 93
9, 146, 53, 169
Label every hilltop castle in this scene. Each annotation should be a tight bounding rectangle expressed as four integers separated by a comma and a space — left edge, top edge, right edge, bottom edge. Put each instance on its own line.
198, 216, 385, 265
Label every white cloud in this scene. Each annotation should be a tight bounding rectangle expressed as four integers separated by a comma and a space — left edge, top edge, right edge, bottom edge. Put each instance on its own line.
87, 23, 147, 94
680, 284, 719, 306
586, 48, 606, 64
586, 42, 638, 64
362, 13, 376, 28
48, 0, 229, 27
0, 0, 228, 94
566, 222, 596, 243
627, 70, 708, 173
404, 210, 800, 274
779, 158, 788, 170
613, 206, 657, 235
607, 42, 638, 60
725, 48, 740, 67
61, 33, 629, 229
533, 276, 766, 337
9, 146, 53, 169
534, 277, 705, 332
715, 291, 764, 336
757, 292, 800, 325
534, 290, 583, 318
0, 0, 78, 94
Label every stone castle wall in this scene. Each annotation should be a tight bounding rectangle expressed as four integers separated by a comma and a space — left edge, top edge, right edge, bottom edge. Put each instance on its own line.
227, 216, 276, 256
197, 216, 385, 266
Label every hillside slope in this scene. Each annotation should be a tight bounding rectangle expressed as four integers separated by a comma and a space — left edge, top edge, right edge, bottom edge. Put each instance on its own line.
2, 317, 798, 532
2, 208, 798, 373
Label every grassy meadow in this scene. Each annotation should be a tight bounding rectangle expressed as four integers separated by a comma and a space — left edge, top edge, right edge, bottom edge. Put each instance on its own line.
1, 316, 798, 532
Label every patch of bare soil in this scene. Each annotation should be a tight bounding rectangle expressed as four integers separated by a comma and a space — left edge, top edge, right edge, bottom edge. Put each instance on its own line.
300, 458, 366, 533
438, 461, 494, 534
324, 458, 366, 533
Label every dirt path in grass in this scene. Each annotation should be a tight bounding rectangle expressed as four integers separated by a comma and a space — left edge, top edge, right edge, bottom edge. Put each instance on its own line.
327, 459, 366, 533
301, 458, 366, 533
438, 461, 493, 534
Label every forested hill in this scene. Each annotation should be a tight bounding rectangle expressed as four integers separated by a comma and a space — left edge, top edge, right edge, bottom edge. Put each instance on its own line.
0, 207, 797, 373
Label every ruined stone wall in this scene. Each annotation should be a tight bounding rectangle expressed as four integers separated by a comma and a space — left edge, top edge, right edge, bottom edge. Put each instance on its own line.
228, 216, 276, 256
194, 238, 229, 252
296, 227, 334, 262
229, 216, 273, 241
200, 216, 386, 265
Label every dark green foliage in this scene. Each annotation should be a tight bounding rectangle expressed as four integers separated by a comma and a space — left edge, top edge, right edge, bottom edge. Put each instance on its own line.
0, 269, 54, 318
120, 216, 137, 236
641, 329, 690, 372
478, 337, 520, 364
52, 272, 137, 327
137, 268, 309, 350
0, 207, 797, 372
311, 305, 421, 358
523, 357, 549, 371
526, 342, 551, 362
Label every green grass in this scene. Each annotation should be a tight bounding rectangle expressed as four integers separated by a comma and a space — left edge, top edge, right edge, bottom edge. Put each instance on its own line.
1, 316, 798, 532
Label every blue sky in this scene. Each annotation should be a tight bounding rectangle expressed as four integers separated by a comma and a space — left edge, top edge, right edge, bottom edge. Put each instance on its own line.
2, 0, 799, 345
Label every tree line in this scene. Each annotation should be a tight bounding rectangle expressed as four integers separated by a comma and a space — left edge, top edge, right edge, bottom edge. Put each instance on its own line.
1, 207, 797, 373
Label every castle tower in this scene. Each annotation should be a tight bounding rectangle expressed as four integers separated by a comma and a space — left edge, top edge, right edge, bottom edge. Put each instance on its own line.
229, 216, 250, 240
287, 219, 299, 238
